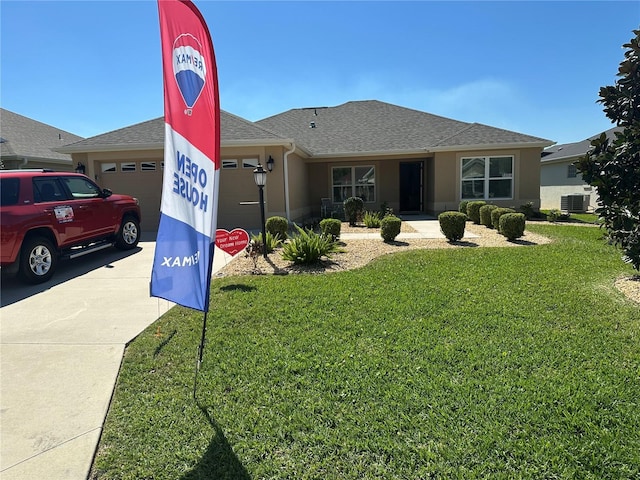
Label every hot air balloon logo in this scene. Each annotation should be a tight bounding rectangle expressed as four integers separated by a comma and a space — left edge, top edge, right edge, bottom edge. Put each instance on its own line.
172, 33, 207, 114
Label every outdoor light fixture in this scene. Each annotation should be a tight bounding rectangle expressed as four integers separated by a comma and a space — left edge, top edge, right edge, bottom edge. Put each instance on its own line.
75, 162, 86, 174
266, 155, 274, 172
253, 163, 268, 258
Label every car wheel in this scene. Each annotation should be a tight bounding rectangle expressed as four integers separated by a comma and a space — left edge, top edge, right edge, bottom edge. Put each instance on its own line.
115, 216, 140, 250
19, 236, 57, 284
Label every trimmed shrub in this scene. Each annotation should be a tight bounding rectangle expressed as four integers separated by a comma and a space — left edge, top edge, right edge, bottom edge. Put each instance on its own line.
438, 211, 467, 242
546, 209, 570, 222
491, 207, 516, 230
319, 218, 341, 240
519, 202, 536, 220
466, 201, 487, 224
499, 213, 526, 241
459, 200, 469, 215
379, 201, 393, 218
266, 216, 289, 240
479, 204, 498, 228
380, 215, 402, 242
363, 210, 382, 228
281, 225, 342, 264
344, 196, 365, 226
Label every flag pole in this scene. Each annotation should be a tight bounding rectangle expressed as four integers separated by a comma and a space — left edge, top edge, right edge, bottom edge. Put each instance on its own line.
193, 310, 208, 399
193, 242, 216, 400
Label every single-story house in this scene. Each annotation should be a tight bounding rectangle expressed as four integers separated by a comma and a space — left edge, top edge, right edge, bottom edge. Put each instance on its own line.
0, 108, 84, 171
57, 100, 553, 231
540, 126, 620, 211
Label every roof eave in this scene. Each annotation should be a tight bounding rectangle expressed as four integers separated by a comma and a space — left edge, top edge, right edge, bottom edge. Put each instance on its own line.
221, 138, 296, 148
54, 143, 163, 154
541, 153, 585, 164
310, 148, 431, 159
429, 141, 554, 153
56, 138, 299, 154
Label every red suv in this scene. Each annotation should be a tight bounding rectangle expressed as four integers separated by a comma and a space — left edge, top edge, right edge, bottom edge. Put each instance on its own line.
1, 169, 142, 283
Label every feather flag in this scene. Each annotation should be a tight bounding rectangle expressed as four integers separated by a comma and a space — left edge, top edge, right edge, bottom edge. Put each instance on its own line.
151, 0, 220, 312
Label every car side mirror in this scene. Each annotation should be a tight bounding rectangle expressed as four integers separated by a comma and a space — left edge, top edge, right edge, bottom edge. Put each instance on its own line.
101, 188, 113, 198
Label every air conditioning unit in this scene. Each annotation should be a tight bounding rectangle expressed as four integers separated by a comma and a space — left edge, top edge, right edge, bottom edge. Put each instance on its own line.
561, 194, 590, 213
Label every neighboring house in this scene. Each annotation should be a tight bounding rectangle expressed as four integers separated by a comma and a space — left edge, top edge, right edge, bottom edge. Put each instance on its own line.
0, 108, 84, 171
540, 126, 621, 211
58, 100, 553, 231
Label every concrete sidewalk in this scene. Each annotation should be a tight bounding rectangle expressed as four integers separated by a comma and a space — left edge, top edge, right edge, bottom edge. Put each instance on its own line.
0, 218, 459, 479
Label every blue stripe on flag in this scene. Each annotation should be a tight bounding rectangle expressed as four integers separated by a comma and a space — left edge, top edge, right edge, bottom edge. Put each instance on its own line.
151, 213, 213, 311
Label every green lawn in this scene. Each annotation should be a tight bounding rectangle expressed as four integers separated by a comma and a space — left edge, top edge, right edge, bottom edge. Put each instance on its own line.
91, 225, 639, 479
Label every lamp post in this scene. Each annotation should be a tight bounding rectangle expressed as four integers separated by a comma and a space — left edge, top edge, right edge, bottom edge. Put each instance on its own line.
253, 163, 268, 259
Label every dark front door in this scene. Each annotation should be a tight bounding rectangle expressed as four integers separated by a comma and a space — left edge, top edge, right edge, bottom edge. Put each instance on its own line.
399, 162, 423, 212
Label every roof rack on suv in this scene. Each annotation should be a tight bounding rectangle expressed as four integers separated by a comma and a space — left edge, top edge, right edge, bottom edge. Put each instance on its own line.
0, 169, 56, 173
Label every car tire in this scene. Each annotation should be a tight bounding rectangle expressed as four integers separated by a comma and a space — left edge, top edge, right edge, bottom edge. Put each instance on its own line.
115, 216, 140, 250
19, 236, 57, 284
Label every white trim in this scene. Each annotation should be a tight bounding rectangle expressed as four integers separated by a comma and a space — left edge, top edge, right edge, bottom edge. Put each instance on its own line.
283, 143, 295, 221
55, 138, 300, 154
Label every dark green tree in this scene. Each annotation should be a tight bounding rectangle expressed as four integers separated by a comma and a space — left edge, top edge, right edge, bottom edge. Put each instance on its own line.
576, 29, 640, 270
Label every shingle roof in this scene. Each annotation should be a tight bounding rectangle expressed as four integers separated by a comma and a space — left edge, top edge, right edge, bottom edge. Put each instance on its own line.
541, 126, 621, 162
0, 108, 84, 162
257, 100, 552, 156
59, 110, 289, 152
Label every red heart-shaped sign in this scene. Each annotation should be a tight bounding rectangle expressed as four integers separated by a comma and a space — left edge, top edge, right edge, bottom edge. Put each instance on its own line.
215, 228, 250, 256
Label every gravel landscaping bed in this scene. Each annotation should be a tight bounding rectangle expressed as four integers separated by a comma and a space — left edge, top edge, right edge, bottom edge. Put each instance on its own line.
215, 222, 551, 277
213, 221, 640, 305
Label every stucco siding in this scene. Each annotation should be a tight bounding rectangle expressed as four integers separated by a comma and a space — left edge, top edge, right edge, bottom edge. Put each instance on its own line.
427, 147, 543, 214
540, 159, 598, 211
286, 152, 311, 223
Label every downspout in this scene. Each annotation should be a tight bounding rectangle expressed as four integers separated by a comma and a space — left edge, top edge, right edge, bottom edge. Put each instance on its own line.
283, 143, 295, 222
19, 157, 28, 169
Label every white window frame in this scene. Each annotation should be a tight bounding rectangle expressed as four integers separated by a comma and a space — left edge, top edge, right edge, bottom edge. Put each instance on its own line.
460, 156, 514, 200
331, 166, 376, 204
141, 162, 156, 171
242, 158, 259, 169
567, 164, 577, 178
222, 159, 238, 169
121, 162, 137, 172
101, 162, 116, 173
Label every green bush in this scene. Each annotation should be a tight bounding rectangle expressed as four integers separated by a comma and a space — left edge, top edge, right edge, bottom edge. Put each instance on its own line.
281, 225, 342, 264
344, 196, 365, 226
519, 202, 536, 220
250, 232, 282, 254
499, 213, 526, 241
379, 201, 393, 218
380, 215, 402, 242
319, 218, 341, 240
363, 210, 382, 228
546, 209, 571, 223
491, 207, 516, 230
266, 216, 289, 240
438, 211, 467, 242
466, 201, 487, 224
459, 200, 469, 215
479, 204, 498, 228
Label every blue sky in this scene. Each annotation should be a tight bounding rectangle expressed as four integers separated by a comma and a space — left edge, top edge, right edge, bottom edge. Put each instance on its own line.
1, 1, 638, 145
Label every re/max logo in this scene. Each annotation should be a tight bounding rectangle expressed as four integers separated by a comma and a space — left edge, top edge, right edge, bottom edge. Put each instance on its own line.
161, 250, 200, 267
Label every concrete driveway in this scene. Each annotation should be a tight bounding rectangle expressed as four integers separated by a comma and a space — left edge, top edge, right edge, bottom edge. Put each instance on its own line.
0, 235, 181, 479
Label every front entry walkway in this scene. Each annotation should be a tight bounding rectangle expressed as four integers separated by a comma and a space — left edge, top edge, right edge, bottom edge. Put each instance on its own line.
340, 217, 479, 240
